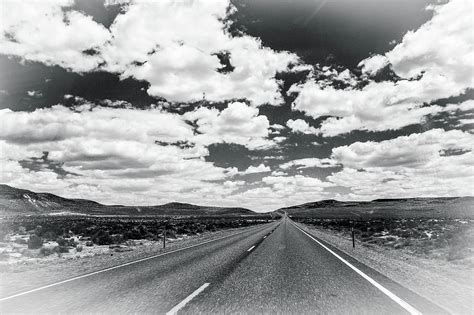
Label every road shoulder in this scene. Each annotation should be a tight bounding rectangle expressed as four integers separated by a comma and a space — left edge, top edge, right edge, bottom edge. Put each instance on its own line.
296, 223, 474, 315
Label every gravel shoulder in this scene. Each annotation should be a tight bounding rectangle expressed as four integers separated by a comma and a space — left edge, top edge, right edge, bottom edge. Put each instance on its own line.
297, 223, 474, 315
0, 225, 262, 297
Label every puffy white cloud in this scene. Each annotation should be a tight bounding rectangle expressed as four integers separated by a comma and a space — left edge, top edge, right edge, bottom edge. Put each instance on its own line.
286, 119, 319, 134
254, 175, 336, 208
280, 158, 340, 170
331, 129, 473, 169
382, 0, 473, 84
0, 105, 192, 144
271, 170, 287, 176
291, 0, 473, 136
263, 175, 334, 190
0, 0, 111, 72
184, 102, 274, 150
104, 0, 300, 105
0, 104, 253, 206
1, 0, 300, 104
242, 163, 271, 174
358, 54, 389, 75
328, 128, 474, 199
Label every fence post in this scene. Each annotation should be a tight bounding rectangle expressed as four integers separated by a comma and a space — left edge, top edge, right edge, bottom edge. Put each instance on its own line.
351, 227, 355, 248
163, 227, 166, 249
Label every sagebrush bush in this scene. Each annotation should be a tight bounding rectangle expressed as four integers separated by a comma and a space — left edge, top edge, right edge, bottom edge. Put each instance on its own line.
40, 246, 56, 256
57, 246, 69, 253
27, 234, 43, 249
56, 236, 67, 246
93, 230, 113, 245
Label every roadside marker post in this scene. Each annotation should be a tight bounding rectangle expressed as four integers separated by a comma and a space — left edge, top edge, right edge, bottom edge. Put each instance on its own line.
163, 227, 166, 249
351, 227, 355, 248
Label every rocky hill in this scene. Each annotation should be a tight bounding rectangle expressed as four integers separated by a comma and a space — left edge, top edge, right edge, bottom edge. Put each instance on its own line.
0, 184, 256, 217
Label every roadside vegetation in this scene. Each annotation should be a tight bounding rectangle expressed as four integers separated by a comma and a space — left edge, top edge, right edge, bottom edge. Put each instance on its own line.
294, 218, 474, 265
0, 216, 272, 262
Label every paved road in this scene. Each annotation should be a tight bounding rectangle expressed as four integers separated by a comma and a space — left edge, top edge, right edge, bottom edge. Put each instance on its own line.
0, 217, 447, 314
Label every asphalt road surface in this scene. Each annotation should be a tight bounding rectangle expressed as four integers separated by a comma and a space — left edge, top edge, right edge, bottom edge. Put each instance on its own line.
0, 217, 448, 314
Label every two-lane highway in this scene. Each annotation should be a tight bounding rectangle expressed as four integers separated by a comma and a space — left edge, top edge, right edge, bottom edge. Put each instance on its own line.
0, 217, 447, 314
182, 218, 447, 314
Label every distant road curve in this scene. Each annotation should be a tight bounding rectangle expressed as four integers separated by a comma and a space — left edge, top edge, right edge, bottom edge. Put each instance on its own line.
0, 218, 448, 314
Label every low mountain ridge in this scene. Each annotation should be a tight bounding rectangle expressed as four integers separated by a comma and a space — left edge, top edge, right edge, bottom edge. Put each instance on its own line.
277, 197, 474, 218
0, 184, 255, 217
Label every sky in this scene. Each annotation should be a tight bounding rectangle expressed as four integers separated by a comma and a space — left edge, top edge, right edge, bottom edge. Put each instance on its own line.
0, 0, 473, 212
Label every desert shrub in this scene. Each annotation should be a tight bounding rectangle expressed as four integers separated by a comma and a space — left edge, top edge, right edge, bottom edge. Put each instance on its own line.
40, 246, 57, 256
93, 230, 113, 245
34, 225, 43, 236
165, 230, 177, 239
14, 237, 27, 245
56, 246, 69, 253
56, 237, 68, 247
42, 230, 57, 241
111, 234, 124, 244
27, 234, 43, 249
76, 245, 83, 252
68, 238, 77, 247
18, 226, 27, 234
176, 226, 189, 235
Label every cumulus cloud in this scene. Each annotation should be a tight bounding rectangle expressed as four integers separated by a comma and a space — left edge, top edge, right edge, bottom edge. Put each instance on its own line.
286, 119, 319, 134
280, 158, 340, 170
242, 163, 271, 174
358, 54, 389, 75
0, 0, 111, 72
102, 0, 300, 104
253, 175, 336, 208
328, 128, 474, 198
290, 0, 473, 136
0, 104, 253, 206
184, 102, 274, 150
1, 0, 300, 105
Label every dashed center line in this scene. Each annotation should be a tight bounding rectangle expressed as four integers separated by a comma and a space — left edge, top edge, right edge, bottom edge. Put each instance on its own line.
166, 283, 210, 315
247, 245, 256, 252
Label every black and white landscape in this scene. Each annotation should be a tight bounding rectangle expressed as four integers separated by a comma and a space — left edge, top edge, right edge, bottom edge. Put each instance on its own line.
0, 0, 473, 314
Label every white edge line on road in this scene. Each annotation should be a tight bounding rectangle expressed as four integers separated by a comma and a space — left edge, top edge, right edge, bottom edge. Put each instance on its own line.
166, 283, 210, 315
247, 245, 256, 252
0, 223, 278, 302
291, 222, 422, 315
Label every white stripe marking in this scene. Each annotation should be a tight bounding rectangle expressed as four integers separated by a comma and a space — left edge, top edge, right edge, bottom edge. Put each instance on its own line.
0, 223, 275, 302
166, 283, 210, 315
247, 245, 256, 252
291, 222, 422, 315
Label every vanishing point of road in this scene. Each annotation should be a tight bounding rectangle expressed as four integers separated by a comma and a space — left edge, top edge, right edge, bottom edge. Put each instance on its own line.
0, 217, 448, 314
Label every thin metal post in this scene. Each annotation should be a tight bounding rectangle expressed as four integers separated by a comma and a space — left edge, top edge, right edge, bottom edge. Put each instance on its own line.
351, 227, 355, 248
163, 227, 166, 249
